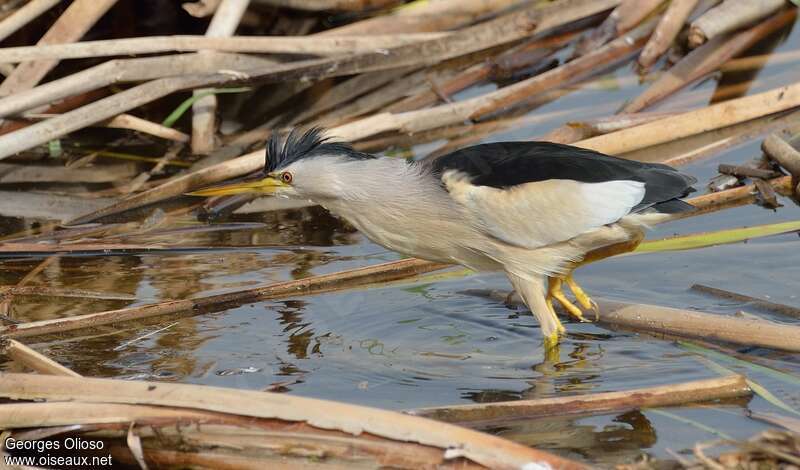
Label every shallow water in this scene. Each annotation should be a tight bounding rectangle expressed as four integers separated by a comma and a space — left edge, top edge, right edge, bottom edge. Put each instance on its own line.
2, 18, 800, 467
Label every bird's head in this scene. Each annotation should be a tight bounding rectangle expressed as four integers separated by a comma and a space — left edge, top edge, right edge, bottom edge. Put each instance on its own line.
189, 127, 376, 201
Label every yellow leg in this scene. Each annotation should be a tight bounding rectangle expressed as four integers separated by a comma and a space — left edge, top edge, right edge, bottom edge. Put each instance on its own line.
543, 335, 561, 362
544, 296, 567, 335
564, 273, 599, 321
547, 277, 589, 322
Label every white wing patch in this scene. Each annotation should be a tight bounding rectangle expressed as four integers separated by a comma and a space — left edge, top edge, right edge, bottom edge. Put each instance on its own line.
443, 170, 646, 249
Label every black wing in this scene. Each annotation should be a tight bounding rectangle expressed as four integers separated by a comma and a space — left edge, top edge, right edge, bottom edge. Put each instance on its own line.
428, 141, 697, 213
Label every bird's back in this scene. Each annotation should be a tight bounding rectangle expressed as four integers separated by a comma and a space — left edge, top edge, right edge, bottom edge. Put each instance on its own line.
426, 141, 696, 214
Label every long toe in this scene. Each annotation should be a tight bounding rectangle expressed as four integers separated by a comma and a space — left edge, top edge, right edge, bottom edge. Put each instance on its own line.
548, 277, 589, 323
565, 274, 601, 321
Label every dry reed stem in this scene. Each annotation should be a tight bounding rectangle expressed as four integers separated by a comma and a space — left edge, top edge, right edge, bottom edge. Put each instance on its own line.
65, 147, 263, 225
564, 112, 680, 139
330, 18, 654, 141
0, 0, 619, 159
0, 0, 118, 96
0, 0, 60, 43
689, 176, 792, 214
0, 162, 137, 183
0, 286, 135, 300
0, 373, 585, 470
595, 299, 800, 352
315, 66, 453, 127
624, 107, 800, 167
0, 402, 224, 428
410, 375, 749, 425
0, 52, 275, 119
614, 0, 664, 33
292, 67, 415, 125
183, 0, 222, 17
0, 73, 239, 160
637, 0, 700, 71
192, 0, 251, 155
0, 34, 454, 62
578, 82, 800, 156
489, 290, 800, 352
572, 0, 661, 58
625, 9, 797, 113
387, 31, 578, 114
0, 409, 493, 470
320, 0, 524, 35
0, 339, 81, 377
763, 133, 800, 178
688, 0, 788, 48
254, 0, 399, 11
105, 114, 190, 143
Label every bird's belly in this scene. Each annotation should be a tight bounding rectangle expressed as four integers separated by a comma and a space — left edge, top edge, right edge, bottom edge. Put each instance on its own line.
338, 210, 499, 270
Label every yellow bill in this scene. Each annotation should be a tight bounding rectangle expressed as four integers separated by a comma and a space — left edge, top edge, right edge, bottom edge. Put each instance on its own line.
187, 176, 286, 197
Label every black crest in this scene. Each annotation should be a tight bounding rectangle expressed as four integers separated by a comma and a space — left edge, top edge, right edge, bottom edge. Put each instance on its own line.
265, 127, 374, 173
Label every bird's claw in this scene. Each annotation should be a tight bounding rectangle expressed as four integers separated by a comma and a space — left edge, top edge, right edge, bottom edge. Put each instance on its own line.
549, 275, 597, 323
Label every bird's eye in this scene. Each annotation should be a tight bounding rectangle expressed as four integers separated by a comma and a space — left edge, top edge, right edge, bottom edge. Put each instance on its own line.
280, 171, 293, 184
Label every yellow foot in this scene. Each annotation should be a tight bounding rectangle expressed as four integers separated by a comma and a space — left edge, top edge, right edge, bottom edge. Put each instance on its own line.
545, 297, 567, 335
564, 274, 600, 321
547, 277, 589, 322
543, 332, 561, 362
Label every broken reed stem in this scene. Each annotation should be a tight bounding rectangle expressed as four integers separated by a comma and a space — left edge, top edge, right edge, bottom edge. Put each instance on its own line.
0, 33, 453, 62
624, 8, 797, 113
637, 0, 700, 71
763, 133, 800, 178
192, 0, 251, 155
688, 0, 787, 48
409, 375, 749, 425
105, 114, 189, 142
717, 164, 781, 180
0, 338, 81, 377
688, 176, 792, 215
